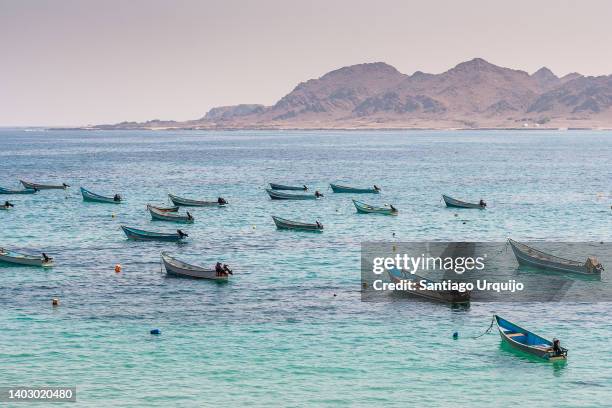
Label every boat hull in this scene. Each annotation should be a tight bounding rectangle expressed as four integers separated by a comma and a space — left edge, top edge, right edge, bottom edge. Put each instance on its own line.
0, 187, 37, 194
168, 193, 225, 207
20, 180, 67, 190
442, 195, 484, 209
266, 189, 318, 200
81, 187, 121, 204
0, 249, 53, 267
508, 239, 601, 275
121, 226, 186, 242
148, 205, 194, 223
147, 205, 179, 212
272, 216, 323, 231
269, 183, 308, 191
161, 252, 228, 280
495, 315, 567, 361
353, 200, 397, 215
330, 184, 379, 194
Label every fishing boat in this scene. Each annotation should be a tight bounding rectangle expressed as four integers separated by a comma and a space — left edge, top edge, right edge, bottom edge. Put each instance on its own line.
495, 315, 567, 361
269, 183, 308, 191
20, 180, 69, 190
0, 201, 14, 210
161, 252, 230, 280
0, 248, 53, 267
508, 238, 603, 275
168, 193, 227, 207
353, 199, 398, 215
266, 189, 322, 200
330, 183, 380, 194
148, 205, 194, 223
81, 187, 122, 204
387, 268, 470, 304
0, 187, 37, 194
442, 194, 486, 209
147, 205, 179, 212
272, 216, 323, 232
121, 226, 188, 242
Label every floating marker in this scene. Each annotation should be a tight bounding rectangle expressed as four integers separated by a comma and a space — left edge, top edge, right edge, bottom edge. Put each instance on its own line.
150, 328, 161, 335
114, 264, 122, 273
453, 331, 459, 339
52, 298, 60, 306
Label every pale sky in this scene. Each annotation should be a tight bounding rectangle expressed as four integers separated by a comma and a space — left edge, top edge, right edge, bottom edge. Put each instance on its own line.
1, 0, 612, 126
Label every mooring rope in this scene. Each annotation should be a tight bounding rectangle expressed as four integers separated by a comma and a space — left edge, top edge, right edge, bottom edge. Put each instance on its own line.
472, 315, 496, 339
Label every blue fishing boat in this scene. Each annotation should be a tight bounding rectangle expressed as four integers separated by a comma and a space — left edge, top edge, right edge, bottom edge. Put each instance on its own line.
148, 205, 194, 223
272, 216, 323, 232
442, 194, 486, 209
81, 187, 122, 203
0, 247, 53, 267
0, 186, 37, 194
353, 199, 398, 215
266, 189, 322, 200
20, 180, 69, 190
495, 315, 567, 361
121, 226, 188, 242
168, 193, 227, 207
269, 183, 308, 191
508, 238, 603, 275
330, 183, 380, 194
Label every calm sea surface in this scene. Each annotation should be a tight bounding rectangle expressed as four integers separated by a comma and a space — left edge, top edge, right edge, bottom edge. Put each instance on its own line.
0, 129, 611, 407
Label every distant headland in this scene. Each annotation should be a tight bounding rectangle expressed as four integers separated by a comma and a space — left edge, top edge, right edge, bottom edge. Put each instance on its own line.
74, 58, 612, 131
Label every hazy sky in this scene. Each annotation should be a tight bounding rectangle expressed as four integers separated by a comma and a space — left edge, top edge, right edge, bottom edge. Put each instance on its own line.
2, 0, 612, 126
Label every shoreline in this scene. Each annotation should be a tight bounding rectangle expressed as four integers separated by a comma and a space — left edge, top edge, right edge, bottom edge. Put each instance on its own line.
45, 126, 610, 132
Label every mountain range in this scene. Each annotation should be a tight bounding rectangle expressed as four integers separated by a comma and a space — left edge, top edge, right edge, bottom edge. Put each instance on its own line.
93, 58, 612, 130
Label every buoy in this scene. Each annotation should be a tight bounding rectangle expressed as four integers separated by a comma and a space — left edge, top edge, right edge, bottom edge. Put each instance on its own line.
333, 293, 337, 297
453, 331, 459, 339
52, 298, 60, 306
252, 225, 256, 229
150, 328, 161, 335
462, 221, 466, 224
112, 213, 116, 218
454, 213, 458, 217
114, 264, 122, 273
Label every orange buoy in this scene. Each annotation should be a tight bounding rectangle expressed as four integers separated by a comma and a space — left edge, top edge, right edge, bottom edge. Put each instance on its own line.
114, 264, 122, 273
52, 298, 60, 306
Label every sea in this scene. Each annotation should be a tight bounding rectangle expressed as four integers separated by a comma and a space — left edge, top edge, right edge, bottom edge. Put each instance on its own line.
0, 129, 610, 407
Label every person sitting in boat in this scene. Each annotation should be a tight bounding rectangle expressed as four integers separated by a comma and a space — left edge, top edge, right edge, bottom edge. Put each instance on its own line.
303, 185, 308, 191
42, 253, 51, 263
4, 201, 14, 208
177, 229, 188, 238
113, 194, 121, 202
316, 221, 323, 229
63, 183, 70, 188
186, 211, 193, 220
479, 199, 487, 208
373, 185, 381, 191
315, 190, 323, 198
217, 197, 228, 205
223, 264, 233, 275
390, 205, 397, 212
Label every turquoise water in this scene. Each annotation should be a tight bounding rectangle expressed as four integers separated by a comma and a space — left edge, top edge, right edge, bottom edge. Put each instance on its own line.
0, 129, 611, 407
